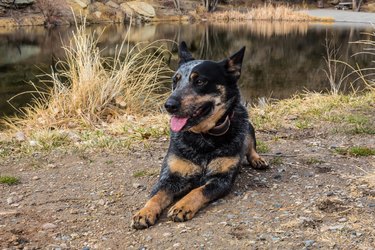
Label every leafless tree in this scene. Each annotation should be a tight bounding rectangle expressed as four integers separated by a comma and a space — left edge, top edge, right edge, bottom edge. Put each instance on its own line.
35, 0, 71, 27
202, 0, 219, 12
173, 0, 181, 12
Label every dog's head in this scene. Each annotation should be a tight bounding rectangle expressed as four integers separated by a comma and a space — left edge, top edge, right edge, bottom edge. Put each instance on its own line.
165, 41, 245, 133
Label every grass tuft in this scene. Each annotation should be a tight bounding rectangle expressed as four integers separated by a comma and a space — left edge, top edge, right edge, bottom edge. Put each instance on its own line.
4, 20, 172, 132
207, 5, 333, 22
257, 141, 270, 153
0, 176, 20, 185
335, 146, 375, 157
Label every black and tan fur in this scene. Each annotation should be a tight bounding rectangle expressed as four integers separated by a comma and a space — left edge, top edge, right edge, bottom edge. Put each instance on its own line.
131, 41, 268, 229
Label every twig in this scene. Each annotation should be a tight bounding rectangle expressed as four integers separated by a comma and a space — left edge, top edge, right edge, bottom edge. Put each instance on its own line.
260, 153, 298, 157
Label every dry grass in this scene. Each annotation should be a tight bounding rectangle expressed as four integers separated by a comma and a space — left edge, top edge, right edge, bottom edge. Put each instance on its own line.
207, 5, 334, 22
4, 21, 173, 132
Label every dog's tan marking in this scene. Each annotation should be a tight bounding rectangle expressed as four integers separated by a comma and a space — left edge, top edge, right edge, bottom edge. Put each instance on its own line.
190, 72, 199, 80
180, 94, 214, 107
168, 155, 201, 176
167, 186, 208, 222
132, 190, 173, 229
189, 102, 226, 133
207, 156, 239, 174
227, 59, 241, 78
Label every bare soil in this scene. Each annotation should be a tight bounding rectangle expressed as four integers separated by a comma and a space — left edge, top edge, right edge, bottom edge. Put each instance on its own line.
1, 128, 374, 249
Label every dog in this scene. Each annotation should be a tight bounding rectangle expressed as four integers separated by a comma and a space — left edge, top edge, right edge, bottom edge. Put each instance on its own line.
131, 41, 268, 229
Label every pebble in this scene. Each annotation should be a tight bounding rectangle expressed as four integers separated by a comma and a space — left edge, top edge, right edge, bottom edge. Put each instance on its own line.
326, 224, 345, 231
326, 191, 335, 196
226, 214, 235, 219
273, 174, 282, 179
82, 247, 90, 250
42, 223, 57, 230
7, 197, 14, 205
273, 203, 283, 208
257, 234, 267, 241
163, 232, 172, 237
304, 240, 315, 247
32, 176, 40, 180
173, 243, 181, 247
338, 217, 347, 222
29, 140, 38, 146
97, 199, 105, 206
132, 183, 145, 189
15, 131, 26, 142
145, 236, 152, 242
368, 203, 375, 208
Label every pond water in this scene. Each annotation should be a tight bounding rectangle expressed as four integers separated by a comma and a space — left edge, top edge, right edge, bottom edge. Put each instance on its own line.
0, 21, 373, 117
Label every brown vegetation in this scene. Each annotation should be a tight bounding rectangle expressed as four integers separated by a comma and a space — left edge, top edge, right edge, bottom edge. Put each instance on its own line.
207, 5, 334, 22
4, 22, 172, 131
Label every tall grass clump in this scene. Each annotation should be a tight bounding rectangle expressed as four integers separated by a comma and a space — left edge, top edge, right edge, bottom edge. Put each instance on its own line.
208, 4, 333, 22
5, 22, 172, 131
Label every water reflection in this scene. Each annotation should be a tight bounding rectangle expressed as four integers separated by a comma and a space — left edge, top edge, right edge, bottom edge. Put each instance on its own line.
0, 21, 373, 117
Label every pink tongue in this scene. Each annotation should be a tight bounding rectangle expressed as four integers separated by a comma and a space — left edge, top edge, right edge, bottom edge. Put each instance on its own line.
170, 116, 188, 132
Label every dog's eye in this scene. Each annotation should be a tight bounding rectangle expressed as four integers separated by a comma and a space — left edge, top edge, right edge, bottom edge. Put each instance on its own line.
196, 79, 207, 86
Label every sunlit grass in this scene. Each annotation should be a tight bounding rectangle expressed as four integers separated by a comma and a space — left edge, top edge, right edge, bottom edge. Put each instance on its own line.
208, 5, 334, 22
335, 146, 375, 157
0, 176, 20, 185
4, 20, 172, 132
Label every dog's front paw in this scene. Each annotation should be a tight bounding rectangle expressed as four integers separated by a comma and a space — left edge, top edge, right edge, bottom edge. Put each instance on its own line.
168, 204, 195, 222
131, 207, 159, 230
250, 156, 269, 170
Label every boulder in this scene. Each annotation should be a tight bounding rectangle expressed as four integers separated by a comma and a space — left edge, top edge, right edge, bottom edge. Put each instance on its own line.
0, 0, 34, 8
120, 3, 134, 17
106, 0, 119, 9
126, 1, 155, 18
74, 0, 88, 9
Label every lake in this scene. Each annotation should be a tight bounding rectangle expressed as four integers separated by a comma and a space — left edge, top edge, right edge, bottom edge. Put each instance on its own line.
0, 21, 373, 117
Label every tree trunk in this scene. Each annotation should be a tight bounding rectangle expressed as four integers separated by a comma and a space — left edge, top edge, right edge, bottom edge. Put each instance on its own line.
356, 0, 363, 11
352, 0, 357, 10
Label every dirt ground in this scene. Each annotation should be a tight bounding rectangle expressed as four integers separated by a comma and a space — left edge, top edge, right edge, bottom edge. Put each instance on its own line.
1, 127, 374, 250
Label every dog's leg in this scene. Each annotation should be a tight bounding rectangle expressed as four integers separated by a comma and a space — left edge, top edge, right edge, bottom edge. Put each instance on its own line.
131, 190, 173, 230
246, 123, 269, 169
132, 154, 200, 229
168, 156, 238, 222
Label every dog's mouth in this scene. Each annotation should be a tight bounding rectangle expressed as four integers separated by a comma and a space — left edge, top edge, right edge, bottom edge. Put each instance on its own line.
170, 102, 213, 132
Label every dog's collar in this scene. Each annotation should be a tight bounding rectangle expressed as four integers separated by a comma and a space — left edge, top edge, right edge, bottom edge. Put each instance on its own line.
207, 114, 231, 136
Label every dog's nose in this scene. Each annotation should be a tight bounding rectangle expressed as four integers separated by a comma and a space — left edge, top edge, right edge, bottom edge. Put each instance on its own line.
164, 98, 180, 114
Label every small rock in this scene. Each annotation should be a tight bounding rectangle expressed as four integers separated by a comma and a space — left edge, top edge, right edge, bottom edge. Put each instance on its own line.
273, 203, 282, 208
328, 224, 345, 231
338, 217, 347, 222
257, 234, 267, 241
273, 174, 282, 179
304, 240, 315, 247
163, 232, 172, 237
15, 131, 26, 141
97, 199, 105, 206
326, 191, 335, 196
82, 247, 90, 250
145, 235, 152, 242
132, 183, 145, 190
7, 197, 15, 205
42, 223, 57, 230
29, 140, 38, 146
173, 243, 181, 247
368, 203, 375, 208
32, 176, 40, 180
226, 214, 235, 219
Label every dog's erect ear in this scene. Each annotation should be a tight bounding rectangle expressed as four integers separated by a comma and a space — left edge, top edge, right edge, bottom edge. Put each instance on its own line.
222, 46, 246, 79
178, 41, 195, 66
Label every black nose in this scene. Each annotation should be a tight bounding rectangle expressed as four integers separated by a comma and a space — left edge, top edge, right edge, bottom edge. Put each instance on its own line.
164, 98, 180, 114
